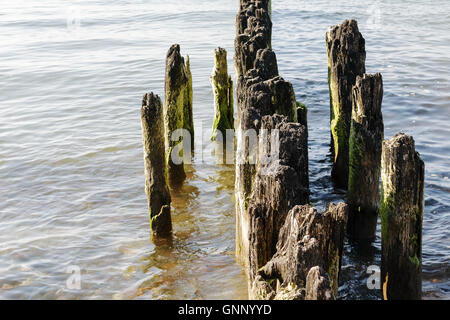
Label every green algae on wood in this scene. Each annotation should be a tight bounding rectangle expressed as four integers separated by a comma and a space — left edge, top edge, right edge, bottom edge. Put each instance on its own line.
296, 101, 307, 127
210, 47, 234, 141
141, 92, 172, 238
380, 133, 424, 300
347, 73, 384, 240
164, 44, 193, 185
326, 19, 366, 189
268, 77, 297, 122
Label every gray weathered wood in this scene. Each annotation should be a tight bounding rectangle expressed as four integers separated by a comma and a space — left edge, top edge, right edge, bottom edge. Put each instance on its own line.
211, 47, 234, 141
141, 92, 172, 238
164, 44, 194, 185
380, 133, 424, 300
347, 73, 384, 240
250, 203, 348, 299
326, 19, 366, 188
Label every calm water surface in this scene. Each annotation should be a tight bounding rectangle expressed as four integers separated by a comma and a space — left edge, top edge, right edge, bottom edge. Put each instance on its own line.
0, 0, 448, 299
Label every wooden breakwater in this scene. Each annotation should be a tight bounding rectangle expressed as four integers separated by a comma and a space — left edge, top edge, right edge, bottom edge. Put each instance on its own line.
139, 1, 425, 301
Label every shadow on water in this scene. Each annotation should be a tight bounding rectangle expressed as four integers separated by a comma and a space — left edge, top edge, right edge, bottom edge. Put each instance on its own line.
132, 145, 247, 299
169, 164, 201, 241
210, 142, 235, 193
309, 143, 383, 299
134, 237, 204, 299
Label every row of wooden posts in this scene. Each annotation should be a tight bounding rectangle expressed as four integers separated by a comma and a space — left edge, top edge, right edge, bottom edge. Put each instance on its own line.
327, 20, 424, 299
140, 45, 234, 238
140, 21, 424, 300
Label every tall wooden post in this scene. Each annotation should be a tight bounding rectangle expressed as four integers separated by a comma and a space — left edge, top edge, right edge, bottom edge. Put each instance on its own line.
164, 44, 194, 184
347, 73, 384, 240
381, 133, 424, 300
211, 47, 234, 141
141, 93, 172, 238
326, 19, 366, 188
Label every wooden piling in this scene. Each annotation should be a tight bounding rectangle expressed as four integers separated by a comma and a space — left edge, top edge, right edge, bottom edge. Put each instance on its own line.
141, 92, 172, 238
234, 0, 299, 277
347, 73, 384, 240
164, 44, 193, 184
251, 203, 348, 299
326, 19, 366, 189
380, 133, 424, 300
211, 47, 234, 141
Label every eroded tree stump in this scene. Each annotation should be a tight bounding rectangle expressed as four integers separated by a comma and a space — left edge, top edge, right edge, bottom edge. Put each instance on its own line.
211, 47, 234, 141
247, 114, 309, 282
381, 133, 424, 300
347, 73, 384, 240
251, 203, 348, 299
141, 93, 172, 238
326, 19, 366, 189
164, 44, 194, 185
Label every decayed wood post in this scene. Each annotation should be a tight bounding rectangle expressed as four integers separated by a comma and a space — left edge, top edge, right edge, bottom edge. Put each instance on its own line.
326, 19, 366, 189
347, 73, 384, 240
234, 0, 274, 268
141, 93, 172, 238
380, 133, 424, 300
210, 47, 234, 141
251, 203, 348, 299
296, 101, 307, 127
164, 44, 193, 184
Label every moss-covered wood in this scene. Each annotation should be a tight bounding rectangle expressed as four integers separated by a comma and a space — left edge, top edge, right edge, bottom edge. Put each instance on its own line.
141, 92, 172, 238
296, 101, 307, 127
211, 47, 234, 141
164, 44, 193, 185
326, 19, 366, 189
380, 133, 424, 300
347, 73, 384, 240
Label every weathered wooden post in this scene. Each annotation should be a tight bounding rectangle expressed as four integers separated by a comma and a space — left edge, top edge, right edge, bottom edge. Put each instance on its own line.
380, 133, 424, 300
347, 73, 384, 240
141, 92, 172, 238
326, 19, 366, 188
211, 47, 234, 141
250, 203, 348, 299
164, 44, 194, 184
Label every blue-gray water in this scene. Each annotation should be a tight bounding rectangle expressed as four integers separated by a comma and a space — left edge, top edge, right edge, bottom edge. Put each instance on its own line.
0, 0, 448, 299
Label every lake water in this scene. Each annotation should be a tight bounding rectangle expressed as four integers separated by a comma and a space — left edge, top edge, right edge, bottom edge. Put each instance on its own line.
0, 0, 448, 299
